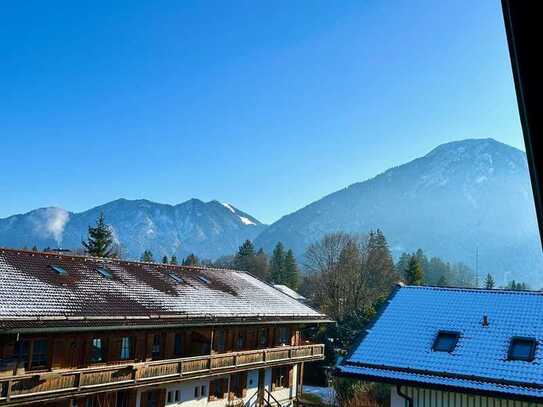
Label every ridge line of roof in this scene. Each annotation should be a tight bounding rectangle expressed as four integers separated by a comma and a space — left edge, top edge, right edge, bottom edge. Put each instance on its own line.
0, 246, 242, 274
401, 284, 543, 295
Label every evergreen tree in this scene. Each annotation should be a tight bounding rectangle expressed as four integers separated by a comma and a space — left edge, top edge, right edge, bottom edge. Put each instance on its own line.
437, 275, 448, 287
253, 248, 271, 281
233, 240, 256, 271
82, 212, 115, 258
182, 254, 199, 266
141, 250, 154, 262
283, 249, 299, 289
270, 242, 286, 284
170, 255, 178, 265
162, 255, 169, 264
484, 273, 495, 289
404, 255, 424, 285
31, 245, 38, 252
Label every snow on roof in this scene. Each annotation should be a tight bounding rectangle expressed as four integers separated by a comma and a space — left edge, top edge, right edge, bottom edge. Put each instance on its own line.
338, 284, 543, 400
0, 248, 328, 331
273, 285, 306, 301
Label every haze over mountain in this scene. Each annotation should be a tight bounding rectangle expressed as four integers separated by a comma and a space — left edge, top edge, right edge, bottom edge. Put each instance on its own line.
255, 138, 543, 287
0, 199, 266, 260
1, 138, 541, 286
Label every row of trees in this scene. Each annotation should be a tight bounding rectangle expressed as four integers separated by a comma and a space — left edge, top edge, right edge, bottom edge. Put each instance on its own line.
396, 249, 476, 287
78, 213, 530, 293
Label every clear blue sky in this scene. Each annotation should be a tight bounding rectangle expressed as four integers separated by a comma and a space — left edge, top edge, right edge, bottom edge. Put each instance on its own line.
0, 0, 524, 224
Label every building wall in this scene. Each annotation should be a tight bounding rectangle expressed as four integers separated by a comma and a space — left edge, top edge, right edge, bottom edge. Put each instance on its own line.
136, 366, 298, 407
391, 386, 543, 407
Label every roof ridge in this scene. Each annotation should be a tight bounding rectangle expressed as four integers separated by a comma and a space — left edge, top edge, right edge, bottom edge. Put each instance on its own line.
0, 246, 241, 274
402, 284, 543, 295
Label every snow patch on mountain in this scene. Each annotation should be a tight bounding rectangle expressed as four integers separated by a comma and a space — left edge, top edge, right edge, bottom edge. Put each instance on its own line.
222, 203, 236, 213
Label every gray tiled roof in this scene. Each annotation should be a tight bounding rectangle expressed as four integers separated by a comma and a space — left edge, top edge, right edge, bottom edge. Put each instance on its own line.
339, 285, 543, 399
0, 248, 328, 331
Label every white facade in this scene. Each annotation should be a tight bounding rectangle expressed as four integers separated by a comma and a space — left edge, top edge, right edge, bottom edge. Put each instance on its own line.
136, 365, 298, 407
391, 386, 543, 407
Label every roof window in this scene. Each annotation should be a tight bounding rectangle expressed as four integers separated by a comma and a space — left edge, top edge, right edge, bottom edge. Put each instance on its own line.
169, 273, 185, 284
50, 265, 67, 275
508, 337, 537, 361
97, 267, 113, 279
432, 331, 460, 353
197, 275, 210, 284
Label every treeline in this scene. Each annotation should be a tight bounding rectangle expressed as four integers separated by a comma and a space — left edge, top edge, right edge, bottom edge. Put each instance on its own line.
395, 249, 476, 287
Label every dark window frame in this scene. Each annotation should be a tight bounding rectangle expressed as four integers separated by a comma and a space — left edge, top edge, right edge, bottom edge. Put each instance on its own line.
90, 337, 106, 364
432, 331, 460, 353
508, 336, 537, 361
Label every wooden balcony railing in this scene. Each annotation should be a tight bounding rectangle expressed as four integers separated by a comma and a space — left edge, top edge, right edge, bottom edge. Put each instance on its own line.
0, 344, 324, 405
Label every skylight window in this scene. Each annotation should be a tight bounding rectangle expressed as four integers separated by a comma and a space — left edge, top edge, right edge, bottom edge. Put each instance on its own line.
197, 276, 210, 284
50, 265, 67, 275
169, 273, 184, 284
432, 331, 460, 353
508, 337, 537, 361
97, 267, 113, 279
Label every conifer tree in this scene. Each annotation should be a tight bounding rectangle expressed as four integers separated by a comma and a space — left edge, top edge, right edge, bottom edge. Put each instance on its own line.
484, 273, 495, 289
270, 242, 286, 284
170, 255, 178, 265
162, 255, 169, 264
437, 275, 448, 287
182, 254, 199, 266
233, 240, 255, 271
82, 212, 114, 258
283, 249, 299, 289
141, 250, 154, 262
404, 255, 424, 285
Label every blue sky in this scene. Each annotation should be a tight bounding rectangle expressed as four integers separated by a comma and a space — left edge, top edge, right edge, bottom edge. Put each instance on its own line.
0, 0, 524, 224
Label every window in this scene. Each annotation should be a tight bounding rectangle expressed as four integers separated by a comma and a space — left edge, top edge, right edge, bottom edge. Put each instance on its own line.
116, 391, 129, 407
197, 275, 210, 284
277, 326, 291, 346
194, 386, 200, 398
175, 390, 180, 402
432, 331, 460, 353
119, 336, 133, 360
508, 337, 537, 361
145, 391, 158, 407
17, 338, 49, 370
215, 329, 226, 353
272, 366, 289, 389
50, 265, 67, 275
258, 328, 268, 347
209, 378, 228, 400
174, 333, 183, 357
167, 391, 173, 403
235, 331, 246, 350
230, 372, 247, 398
90, 338, 105, 363
85, 398, 95, 407
97, 267, 113, 279
169, 273, 184, 284
201, 385, 206, 397
151, 334, 162, 359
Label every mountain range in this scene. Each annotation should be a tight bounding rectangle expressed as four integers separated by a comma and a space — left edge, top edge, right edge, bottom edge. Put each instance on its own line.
0, 199, 266, 260
1, 138, 541, 286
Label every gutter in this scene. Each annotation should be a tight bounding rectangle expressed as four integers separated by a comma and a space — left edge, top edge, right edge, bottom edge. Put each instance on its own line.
397, 385, 413, 407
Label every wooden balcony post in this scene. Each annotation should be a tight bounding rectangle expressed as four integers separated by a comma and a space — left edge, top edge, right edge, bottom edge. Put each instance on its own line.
5, 379, 12, 402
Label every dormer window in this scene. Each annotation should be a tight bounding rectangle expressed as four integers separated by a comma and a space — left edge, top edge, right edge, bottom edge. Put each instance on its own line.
432, 331, 460, 353
50, 265, 67, 275
508, 337, 537, 361
169, 273, 184, 284
97, 267, 113, 279
197, 276, 210, 284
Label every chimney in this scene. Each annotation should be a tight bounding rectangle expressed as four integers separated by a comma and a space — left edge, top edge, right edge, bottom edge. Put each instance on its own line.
482, 315, 489, 327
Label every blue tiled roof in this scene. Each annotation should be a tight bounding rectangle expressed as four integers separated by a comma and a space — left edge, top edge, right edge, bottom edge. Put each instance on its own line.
338, 285, 543, 399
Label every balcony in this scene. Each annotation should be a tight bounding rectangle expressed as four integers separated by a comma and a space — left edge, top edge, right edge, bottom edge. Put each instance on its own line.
0, 344, 324, 405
